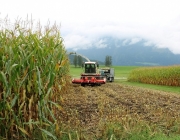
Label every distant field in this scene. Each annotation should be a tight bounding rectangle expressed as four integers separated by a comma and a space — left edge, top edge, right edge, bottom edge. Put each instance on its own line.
70, 65, 180, 94
111, 65, 140, 79
70, 65, 139, 78
70, 65, 83, 78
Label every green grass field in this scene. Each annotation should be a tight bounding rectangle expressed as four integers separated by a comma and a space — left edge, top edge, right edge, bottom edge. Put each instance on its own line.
70, 65, 139, 78
70, 65, 180, 94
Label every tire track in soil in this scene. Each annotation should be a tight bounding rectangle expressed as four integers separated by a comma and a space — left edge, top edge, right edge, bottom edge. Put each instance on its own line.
59, 83, 180, 136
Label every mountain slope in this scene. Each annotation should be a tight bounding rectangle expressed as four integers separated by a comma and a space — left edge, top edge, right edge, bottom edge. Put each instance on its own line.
67, 38, 180, 66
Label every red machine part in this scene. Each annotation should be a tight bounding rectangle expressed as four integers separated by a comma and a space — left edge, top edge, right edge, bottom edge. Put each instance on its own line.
72, 74, 106, 85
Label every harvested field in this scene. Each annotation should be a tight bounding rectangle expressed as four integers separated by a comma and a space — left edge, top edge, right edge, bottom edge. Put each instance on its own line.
58, 83, 180, 139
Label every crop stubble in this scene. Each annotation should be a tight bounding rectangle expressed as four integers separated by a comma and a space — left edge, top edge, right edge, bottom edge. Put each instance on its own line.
58, 83, 180, 137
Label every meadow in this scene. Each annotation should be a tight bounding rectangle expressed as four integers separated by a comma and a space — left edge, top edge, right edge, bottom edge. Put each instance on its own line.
69, 65, 139, 78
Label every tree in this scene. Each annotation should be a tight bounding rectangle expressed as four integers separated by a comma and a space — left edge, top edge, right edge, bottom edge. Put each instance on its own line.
105, 55, 112, 66
77, 55, 83, 67
73, 55, 83, 67
73, 55, 78, 67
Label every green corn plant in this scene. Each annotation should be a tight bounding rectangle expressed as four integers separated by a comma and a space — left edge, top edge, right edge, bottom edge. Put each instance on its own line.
128, 65, 180, 86
0, 17, 70, 139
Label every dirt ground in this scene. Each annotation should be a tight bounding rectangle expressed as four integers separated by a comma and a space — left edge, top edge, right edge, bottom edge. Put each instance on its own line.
59, 83, 180, 137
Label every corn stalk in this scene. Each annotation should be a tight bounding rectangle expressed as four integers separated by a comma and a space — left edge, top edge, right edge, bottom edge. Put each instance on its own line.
0, 17, 70, 139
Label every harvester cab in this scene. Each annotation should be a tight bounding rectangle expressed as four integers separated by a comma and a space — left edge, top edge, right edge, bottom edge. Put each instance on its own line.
84, 62, 98, 74
72, 61, 106, 86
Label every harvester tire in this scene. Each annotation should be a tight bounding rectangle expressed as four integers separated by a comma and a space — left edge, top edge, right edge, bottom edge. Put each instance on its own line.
81, 83, 85, 86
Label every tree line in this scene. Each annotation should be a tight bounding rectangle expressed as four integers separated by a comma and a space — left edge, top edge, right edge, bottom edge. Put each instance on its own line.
73, 55, 112, 67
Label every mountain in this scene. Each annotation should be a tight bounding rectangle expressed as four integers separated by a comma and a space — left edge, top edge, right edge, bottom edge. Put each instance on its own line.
67, 38, 180, 66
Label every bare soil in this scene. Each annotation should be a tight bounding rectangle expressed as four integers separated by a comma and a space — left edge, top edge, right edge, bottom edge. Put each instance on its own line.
59, 83, 180, 138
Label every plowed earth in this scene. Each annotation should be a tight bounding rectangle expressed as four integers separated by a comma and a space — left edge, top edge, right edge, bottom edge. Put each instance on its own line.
59, 83, 180, 138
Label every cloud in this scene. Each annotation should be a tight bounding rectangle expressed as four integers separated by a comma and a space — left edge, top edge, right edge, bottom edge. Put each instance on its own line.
63, 34, 93, 50
95, 39, 107, 49
129, 38, 142, 45
1, 0, 180, 54
62, 19, 180, 54
122, 39, 129, 46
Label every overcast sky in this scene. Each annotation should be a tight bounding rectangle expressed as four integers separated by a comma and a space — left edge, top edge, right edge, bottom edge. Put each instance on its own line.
1, 0, 180, 53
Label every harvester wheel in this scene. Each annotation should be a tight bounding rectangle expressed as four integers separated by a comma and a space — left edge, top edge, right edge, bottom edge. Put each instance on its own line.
81, 83, 85, 86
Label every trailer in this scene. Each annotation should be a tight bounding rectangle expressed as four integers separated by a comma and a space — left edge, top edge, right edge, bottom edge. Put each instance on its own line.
99, 68, 115, 82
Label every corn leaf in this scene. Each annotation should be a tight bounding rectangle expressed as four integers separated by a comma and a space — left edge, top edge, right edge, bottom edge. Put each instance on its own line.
18, 126, 30, 137
48, 101, 64, 111
11, 94, 18, 108
40, 128, 57, 140
0, 71, 8, 88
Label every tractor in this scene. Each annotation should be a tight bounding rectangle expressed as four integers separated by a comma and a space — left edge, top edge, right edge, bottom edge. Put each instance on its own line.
70, 53, 106, 86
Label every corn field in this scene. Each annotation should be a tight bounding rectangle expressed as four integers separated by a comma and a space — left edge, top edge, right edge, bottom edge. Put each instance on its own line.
59, 83, 180, 139
128, 65, 180, 86
0, 17, 70, 139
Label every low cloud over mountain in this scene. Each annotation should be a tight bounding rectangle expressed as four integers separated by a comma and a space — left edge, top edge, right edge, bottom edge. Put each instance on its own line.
67, 37, 180, 66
